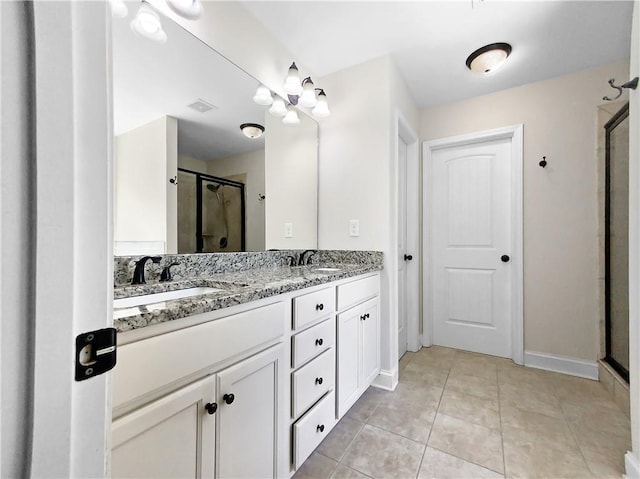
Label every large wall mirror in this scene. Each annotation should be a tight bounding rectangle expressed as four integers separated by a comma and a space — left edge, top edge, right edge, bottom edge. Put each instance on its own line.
112, 1, 318, 256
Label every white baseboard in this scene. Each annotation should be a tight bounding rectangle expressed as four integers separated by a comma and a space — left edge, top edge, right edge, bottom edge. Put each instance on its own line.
524, 350, 598, 380
626, 452, 640, 479
372, 368, 398, 391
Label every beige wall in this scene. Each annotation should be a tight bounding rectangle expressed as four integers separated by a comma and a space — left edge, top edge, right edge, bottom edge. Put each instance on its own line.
420, 61, 629, 362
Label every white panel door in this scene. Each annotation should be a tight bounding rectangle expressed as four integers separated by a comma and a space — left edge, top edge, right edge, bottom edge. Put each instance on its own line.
432, 138, 512, 357
398, 137, 408, 357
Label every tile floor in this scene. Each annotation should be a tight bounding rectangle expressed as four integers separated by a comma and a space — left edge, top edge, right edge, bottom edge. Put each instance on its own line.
293, 346, 631, 479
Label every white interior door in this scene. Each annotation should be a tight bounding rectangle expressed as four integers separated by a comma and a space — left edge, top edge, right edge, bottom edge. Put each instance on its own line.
398, 136, 408, 358
431, 137, 513, 358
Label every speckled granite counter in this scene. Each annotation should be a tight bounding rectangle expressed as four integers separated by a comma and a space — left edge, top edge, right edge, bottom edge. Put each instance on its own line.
113, 250, 383, 333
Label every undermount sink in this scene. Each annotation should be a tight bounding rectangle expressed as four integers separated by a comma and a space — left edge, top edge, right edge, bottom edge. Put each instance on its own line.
312, 267, 342, 273
113, 287, 223, 309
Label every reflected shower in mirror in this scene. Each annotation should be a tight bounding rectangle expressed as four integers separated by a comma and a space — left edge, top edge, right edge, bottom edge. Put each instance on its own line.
111, 1, 318, 256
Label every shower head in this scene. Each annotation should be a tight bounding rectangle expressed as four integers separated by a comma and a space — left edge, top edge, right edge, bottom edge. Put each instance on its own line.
206, 183, 221, 193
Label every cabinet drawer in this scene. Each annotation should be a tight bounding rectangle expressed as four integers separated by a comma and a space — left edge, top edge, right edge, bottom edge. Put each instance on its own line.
292, 349, 335, 418
293, 391, 336, 469
292, 318, 335, 368
293, 287, 335, 330
337, 275, 379, 311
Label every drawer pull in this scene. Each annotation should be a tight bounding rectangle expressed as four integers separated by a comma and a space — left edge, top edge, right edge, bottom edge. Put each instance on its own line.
316, 424, 325, 433
223, 393, 235, 405
204, 402, 218, 415
315, 377, 323, 385
315, 303, 324, 311
361, 313, 371, 320
315, 338, 324, 346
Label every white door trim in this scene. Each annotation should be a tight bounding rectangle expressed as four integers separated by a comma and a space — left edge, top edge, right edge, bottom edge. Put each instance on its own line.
422, 125, 524, 364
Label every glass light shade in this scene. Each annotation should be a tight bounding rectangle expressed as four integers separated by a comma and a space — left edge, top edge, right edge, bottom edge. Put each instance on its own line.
110, 0, 128, 18
240, 123, 265, 139
131, 5, 167, 43
466, 43, 511, 75
166, 0, 203, 20
282, 106, 300, 126
283, 63, 303, 96
312, 91, 330, 118
269, 96, 287, 117
253, 85, 273, 106
298, 79, 318, 108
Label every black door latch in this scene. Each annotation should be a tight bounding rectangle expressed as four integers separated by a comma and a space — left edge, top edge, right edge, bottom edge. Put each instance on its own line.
75, 328, 117, 381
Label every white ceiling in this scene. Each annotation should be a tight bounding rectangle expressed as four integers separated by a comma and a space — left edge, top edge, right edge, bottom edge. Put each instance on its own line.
112, 2, 266, 161
241, 1, 634, 108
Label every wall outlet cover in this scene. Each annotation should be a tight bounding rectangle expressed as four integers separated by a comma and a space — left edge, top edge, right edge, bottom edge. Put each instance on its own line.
349, 219, 360, 237
284, 222, 293, 238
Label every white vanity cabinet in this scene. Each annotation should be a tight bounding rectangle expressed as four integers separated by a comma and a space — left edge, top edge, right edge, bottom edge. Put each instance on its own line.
336, 276, 381, 418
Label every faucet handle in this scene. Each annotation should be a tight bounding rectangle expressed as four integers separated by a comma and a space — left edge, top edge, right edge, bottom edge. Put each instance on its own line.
160, 262, 180, 282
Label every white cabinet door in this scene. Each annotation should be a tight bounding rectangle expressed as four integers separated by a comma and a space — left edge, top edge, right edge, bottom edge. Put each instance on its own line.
360, 297, 380, 386
111, 376, 216, 479
216, 344, 283, 479
337, 307, 361, 418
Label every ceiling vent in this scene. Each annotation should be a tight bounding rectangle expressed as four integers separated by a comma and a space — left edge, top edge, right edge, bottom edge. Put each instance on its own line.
187, 99, 217, 113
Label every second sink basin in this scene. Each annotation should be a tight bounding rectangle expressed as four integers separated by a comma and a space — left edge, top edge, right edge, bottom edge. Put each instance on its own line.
114, 287, 223, 309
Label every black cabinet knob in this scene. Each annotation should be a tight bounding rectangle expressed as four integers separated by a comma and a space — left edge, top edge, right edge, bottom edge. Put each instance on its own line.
404, 254, 413, 261
360, 315, 365, 321
501, 255, 510, 263
223, 393, 235, 405
365, 313, 370, 319
316, 303, 324, 311
315, 377, 323, 385
205, 402, 218, 415
315, 338, 324, 346
316, 424, 325, 433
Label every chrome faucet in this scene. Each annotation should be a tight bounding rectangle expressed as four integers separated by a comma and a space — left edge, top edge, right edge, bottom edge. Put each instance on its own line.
131, 256, 162, 285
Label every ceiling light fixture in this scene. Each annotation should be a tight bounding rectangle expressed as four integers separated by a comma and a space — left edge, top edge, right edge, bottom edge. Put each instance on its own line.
110, 0, 128, 18
466, 42, 512, 75
166, 0, 203, 20
240, 123, 265, 139
253, 85, 274, 106
131, 4, 167, 44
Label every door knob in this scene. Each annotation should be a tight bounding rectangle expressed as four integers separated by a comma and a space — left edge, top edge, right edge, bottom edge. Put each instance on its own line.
404, 254, 413, 261
501, 255, 510, 263
205, 402, 218, 415
223, 393, 235, 405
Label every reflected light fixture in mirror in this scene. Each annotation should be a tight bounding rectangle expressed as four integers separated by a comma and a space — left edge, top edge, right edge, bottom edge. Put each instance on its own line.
269, 96, 287, 117
166, 0, 203, 20
312, 90, 330, 118
466, 42, 512, 75
110, 0, 128, 18
240, 123, 265, 139
253, 85, 274, 106
131, 4, 167, 43
282, 106, 301, 126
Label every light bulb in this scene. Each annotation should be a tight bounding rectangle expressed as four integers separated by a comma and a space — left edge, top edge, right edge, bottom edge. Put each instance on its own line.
131, 5, 167, 43
269, 96, 287, 117
283, 62, 303, 96
110, 0, 128, 18
253, 85, 273, 106
312, 90, 330, 118
282, 106, 300, 126
298, 77, 318, 108
166, 0, 203, 20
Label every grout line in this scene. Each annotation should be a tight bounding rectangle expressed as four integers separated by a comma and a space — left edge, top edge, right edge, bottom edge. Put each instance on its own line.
497, 366, 507, 478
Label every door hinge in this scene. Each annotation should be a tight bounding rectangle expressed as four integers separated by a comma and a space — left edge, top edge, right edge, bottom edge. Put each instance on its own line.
75, 328, 117, 381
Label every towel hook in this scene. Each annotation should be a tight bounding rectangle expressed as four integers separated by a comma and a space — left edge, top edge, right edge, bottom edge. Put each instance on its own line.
539, 156, 547, 168
603, 77, 639, 101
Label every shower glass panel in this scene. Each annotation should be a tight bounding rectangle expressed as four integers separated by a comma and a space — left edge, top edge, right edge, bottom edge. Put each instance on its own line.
177, 168, 246, 254
605, 103, 629, 382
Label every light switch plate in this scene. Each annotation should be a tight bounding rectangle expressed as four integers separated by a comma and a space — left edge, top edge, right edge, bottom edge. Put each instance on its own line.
284, 222, 293, 238
349, 220, 360, 237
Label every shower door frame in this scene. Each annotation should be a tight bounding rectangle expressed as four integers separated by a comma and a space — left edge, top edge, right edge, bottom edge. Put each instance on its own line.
604, 102, 630, 383
178, 168, 246, 253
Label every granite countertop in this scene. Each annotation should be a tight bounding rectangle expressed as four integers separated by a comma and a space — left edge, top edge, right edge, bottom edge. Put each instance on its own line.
113, 262, 381, 333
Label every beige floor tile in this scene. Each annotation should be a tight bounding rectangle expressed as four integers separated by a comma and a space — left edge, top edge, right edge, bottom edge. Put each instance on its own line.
450, 360, 497, 380
368, 401, 436, 443
341, 425, 425, 479
399, 351, 414, 372
438, 389, 501, 430
613, 380, 630, 418
409, 353, 455, 372
428, 413, 504, 474
293, 452, 338, 479
330, 464, 371, 479
316, 417, 364, 462
418, 447, 504, 479
499, 381, 563, 419
503, 439, 592, 479
552, 374, 612, 405
446, 371, 499, 400
501, 406, 577, 449
561, 399, 631, 441
389, 381, 444, 410
345, 387, 391, 423
416, 346, 458, 360
401, 362, 450, 388
571, 422, 630, 478
498, 367, 556, 395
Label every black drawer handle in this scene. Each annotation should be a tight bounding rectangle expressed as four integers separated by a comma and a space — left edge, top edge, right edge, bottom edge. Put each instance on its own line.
315, 338, 324, 346
205, 402, 217, 415
317, 424, 325, 433
316, 303, 324, 311
315, 377, 323, 385
223, 393, 235, 405
365, 313, 370, 319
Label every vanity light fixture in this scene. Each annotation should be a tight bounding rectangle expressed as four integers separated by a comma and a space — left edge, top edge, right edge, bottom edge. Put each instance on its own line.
253, 85, 274, 106
466, 42, 512, 75
240, 123, 265, 139
269, 96, 288, 117
284, 62, 304, 96
166, 0, 203, 20
282, 106, 301, 126
131, 4, 167, 44
282, 62, 331, 118
311, 90, 330, 118
110, 0, 128, 18
298, 77, 318, 108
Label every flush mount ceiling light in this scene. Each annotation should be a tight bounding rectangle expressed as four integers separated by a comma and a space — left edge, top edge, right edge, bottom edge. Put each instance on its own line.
253, 85, 274, 106
466, 42, 512, 75
240, 123, 265, 139
131, 4, 167, 44
166, 0, 203, 20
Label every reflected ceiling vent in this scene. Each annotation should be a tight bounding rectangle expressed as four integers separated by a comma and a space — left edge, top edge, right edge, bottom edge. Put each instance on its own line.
187, 99, 217, 113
